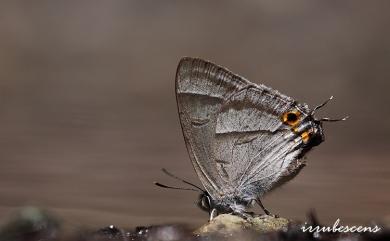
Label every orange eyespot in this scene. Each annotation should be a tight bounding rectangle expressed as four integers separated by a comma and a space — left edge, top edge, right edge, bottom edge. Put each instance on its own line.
300, 131, 311, 143
282, 110, 301, 126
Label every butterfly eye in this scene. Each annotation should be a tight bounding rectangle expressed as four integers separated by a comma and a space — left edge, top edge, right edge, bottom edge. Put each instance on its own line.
282, 110, 301, 126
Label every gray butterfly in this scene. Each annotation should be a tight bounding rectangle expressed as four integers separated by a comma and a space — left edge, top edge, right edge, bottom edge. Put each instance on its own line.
160, 57, 346, 220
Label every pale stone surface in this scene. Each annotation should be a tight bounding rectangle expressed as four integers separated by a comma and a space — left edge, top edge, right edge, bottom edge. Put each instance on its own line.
194, 214, 290, 237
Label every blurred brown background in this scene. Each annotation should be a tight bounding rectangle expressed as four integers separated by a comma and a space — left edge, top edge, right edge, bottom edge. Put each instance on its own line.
0, 0, 389, 229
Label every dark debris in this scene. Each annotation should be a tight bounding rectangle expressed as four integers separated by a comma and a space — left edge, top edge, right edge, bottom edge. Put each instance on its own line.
0, 208, 388, 241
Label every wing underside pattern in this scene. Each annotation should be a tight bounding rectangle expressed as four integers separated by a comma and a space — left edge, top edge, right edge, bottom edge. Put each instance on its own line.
175, 57, 301, 202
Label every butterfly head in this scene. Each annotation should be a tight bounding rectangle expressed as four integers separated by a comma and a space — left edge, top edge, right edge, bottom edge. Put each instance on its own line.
197, 191, 213, 213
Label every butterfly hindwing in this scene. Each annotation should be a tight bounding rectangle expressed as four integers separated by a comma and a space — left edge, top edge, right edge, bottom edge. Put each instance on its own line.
214, 86, 302, 195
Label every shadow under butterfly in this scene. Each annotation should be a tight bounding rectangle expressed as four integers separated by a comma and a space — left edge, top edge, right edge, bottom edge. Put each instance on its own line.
155, 57, 348, 220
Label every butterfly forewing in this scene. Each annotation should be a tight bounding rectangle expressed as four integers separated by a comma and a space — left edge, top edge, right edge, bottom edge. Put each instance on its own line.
175, 57, 303, 202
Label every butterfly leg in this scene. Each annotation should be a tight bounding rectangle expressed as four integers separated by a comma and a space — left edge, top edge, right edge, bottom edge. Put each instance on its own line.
231, 210, 253, 220
209, 208, 218, 221
256, 198, 271, 216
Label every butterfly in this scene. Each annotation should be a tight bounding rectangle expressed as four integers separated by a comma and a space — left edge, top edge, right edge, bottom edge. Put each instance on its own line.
157, 57, 347, 220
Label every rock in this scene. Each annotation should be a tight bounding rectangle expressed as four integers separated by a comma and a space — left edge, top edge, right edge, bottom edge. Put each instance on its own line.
128, 225, 193, 241
0, 207, 60, 241
194, 214, 290, 237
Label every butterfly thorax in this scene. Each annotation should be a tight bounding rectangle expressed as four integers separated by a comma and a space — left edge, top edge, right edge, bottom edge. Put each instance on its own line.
199, 189, 256, 214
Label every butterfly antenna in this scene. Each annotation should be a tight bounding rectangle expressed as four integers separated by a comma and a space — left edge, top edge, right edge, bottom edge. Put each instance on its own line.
311, 96, 333, 115
154, 182, 199, 192
161, 168, 204, 191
